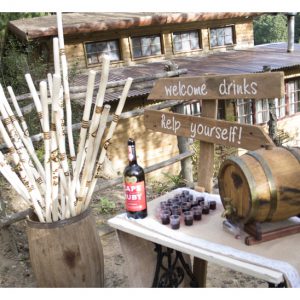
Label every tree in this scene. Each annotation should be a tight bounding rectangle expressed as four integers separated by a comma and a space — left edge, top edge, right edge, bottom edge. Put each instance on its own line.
253, 14, 288, 45
0, 13, 50, 49
0, 13, 50, 94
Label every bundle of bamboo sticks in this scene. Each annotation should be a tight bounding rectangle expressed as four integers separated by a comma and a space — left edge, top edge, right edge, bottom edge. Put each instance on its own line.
0, 13, 132, 222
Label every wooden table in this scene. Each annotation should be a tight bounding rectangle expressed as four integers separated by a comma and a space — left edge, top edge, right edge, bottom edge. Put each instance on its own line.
108, 188, 300, 288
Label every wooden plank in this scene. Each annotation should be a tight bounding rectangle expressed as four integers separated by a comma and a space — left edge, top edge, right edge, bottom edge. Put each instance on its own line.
196, 100, 218, 193
93, 150, 194, 191
245, 223, 300, 246
144, 109, 274, 151
148, 72, 284, 100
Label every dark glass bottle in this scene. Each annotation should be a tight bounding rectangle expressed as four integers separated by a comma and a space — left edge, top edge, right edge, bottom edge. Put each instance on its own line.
123, 138, 147, 219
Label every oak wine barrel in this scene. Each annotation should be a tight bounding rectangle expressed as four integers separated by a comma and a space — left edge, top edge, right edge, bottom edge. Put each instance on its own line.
26, 208, 104, 287
218, 146, 300, 224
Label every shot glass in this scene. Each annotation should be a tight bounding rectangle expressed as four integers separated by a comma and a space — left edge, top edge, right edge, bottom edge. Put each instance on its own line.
196, 196, 205, 206
181, 201, 191, 212
160, 209, 171, 225
209, 200, 217, 210
192, 206, 202, 221
171, 204, 181, 216
183, 211, 193, 226
160, 201, 168, 209
202, 204, 210, 214
170, 214, 180, 230
190, 196, 199, 208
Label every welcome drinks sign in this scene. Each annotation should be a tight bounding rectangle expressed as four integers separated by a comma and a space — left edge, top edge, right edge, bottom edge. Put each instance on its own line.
145, 72, 284, 150
148, 72, 284, 101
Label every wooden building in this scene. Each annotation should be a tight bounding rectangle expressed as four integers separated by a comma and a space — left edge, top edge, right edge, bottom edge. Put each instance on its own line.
7, 12, 300, 181
8, 12, 259, 70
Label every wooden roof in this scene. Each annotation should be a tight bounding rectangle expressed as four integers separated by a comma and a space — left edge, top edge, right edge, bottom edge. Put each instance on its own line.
71, 42, 300, 105
8, 12, 261, 41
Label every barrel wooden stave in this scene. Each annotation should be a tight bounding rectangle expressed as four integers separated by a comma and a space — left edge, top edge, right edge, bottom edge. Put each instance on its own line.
218, 147, 300, 224
26, 208, 104, 287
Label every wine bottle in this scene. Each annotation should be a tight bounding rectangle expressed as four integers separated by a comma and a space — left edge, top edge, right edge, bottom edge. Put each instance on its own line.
123, 138, 147, 219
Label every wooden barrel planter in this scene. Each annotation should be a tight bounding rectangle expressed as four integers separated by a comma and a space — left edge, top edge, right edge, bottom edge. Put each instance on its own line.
218, 146, 300, 224
26, 208, 104, 287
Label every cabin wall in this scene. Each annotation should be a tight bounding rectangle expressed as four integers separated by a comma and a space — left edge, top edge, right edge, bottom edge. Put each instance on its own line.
106, 110, 181, 182
52, 16, 256, 71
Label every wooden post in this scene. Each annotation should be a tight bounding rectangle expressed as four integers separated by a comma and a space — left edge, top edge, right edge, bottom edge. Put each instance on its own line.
195, 100, 218, 193
193, 99, 217, 287
172, 104, 194, 187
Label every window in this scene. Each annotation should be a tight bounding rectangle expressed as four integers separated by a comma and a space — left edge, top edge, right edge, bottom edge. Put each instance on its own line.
184, 100, 201, 116
209, 26, 234, 48
131, 35, 162, 58
286, 80, 300, 116
173, 30, 200, 53
255, 99, 269, 124
275, 97, 286, 119
236, 99, 253, 124
85, 40, 121, 65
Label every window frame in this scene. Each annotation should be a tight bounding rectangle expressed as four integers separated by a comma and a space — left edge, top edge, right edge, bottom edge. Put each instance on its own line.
130, 34, 163, 59
286, 79, 300, 116
84, 39, 122, 66
236, 99, 253, 125
209, 25, 236, 49
172, 29, 202, 54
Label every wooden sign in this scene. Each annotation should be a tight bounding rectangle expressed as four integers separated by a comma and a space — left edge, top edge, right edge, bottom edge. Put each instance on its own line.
144, 109, 274, 151
148, 72, 284, 100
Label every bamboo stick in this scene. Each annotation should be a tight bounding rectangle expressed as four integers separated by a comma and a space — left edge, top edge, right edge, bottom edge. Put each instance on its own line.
0, 85, 46, 182
71, 70, 96, 196
56, 12, 76, 171
52, 74, 76, 217
0, 119, 45, 222
0, 95, 45, 207
40, 81, 53, 222
7, 86, 31, 139
50, 83, 60, 222
53, 37, 61, 75
86, 104, 111, 183
76, 104, 110, 213
25, 73, 44, 132
0, 151, 31, 204
77, 55, 110, 201
83, 77, 133, 210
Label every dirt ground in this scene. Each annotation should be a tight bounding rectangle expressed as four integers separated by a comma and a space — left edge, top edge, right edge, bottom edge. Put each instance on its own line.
0, 183, 268, 288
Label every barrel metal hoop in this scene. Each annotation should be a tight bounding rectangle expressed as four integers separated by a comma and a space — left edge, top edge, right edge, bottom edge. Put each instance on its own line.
282, 146, 300, 164
227, 156, 258, 223
246, 151, 277, 222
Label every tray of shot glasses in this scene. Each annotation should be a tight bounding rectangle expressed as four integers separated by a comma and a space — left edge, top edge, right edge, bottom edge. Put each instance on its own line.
157, 189, 217, 230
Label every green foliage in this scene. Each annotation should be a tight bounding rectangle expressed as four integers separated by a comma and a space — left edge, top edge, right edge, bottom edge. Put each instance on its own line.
162, 172, 186, 188
0, 13, 50, 94
0, 13, 49, 48
0, 35, 48, 94
253, 14, 288, 45
148, 180, 170, 196
95, 197, 117, 214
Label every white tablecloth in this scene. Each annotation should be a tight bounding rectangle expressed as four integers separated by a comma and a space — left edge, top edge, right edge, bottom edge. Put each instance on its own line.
108, 188, 300, 287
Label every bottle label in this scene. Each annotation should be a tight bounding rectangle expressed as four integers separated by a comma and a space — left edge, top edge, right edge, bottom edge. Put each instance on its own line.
125, 181, 146, 212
